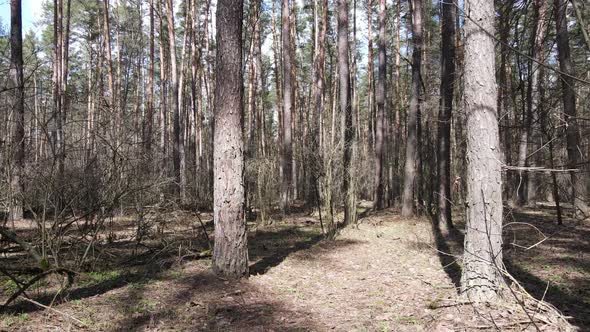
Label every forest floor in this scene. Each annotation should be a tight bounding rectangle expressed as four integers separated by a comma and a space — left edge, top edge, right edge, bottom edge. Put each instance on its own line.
0, 204, 588, 331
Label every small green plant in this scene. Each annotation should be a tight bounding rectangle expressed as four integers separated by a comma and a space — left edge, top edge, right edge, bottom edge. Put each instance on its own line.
2, 316, 16, 327
3, 280, 18, 293
378, 322, 390, 332
131, 299, 159, 313
397, 316, 419, 325
81, 317, 94, 326
80, 270, 121, 286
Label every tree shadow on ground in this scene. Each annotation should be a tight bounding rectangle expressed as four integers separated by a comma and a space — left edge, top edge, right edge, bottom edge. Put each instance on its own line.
1, 217, 339, 328
431, 222, 463, 290
438, 207, 590, 331
248, 227, 325, 275
111, 269, 320, 331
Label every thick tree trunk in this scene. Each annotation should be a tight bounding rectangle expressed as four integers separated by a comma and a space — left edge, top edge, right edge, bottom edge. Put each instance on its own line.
338, 0, 356, 227
436, 0, 455, 232
9, 0, 24, 221
554, 0, 589, 217
281, 0, 293, 213
401, 0, 423, 218
460, 0, 505, 302
373, 0, 386, 210
212, 0, 248, 279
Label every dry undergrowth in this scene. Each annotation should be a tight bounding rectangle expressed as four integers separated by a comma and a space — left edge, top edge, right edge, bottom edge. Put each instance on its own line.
0, 209, 585, 331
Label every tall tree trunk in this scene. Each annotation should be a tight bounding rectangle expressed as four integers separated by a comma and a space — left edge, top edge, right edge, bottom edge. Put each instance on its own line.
146, 0, 155, 156
8, 0, 24, 221
554, 0, 589, 216
166, 0, 182, 200
102, 0, 117, 168
158, 0, 169, 184
497, 1, 512, 201
281, 0, 293, 212
314, 0, 329, 231
401, 0, 423, 218
367, 0, 374, 150
526, 0, 549, 204
177, 0, 191, 204
373, 0, 386, 210
460, 0, 505, 302
212, 0, 248, 279
338, 0, 356, 227
246, 0, 261, 158
436, 0, 455, 231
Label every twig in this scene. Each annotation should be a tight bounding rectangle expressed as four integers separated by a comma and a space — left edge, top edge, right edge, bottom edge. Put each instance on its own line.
196, 212, 212, 249
21, 297, 86, 327
2, 268, 75, 309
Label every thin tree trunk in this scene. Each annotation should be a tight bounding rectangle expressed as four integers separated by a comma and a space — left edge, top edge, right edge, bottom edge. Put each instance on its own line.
146, 0, 155, 156
401, 0, 423, 218
159, 0, 169, 184
103, 0, 116, 161
338, 0, 356, 227
165, 0, 182, 200
554, 0, 589, 216
373, 0, 386, 210
8, 0, 24, 221
281, 0, 293, 212
436, 0, 455, 232
367, 0, 374, 150
177, 0, 191, 204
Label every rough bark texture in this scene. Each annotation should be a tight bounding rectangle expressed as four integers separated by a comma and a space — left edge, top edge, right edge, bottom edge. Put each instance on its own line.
339, 0, 356, 226
212, 0, 248, 279
554, 0, 589, 216
373, 0, 386, 210
401, 0, 422, 218
436, 0, 455, 232
9, 0, 24, 221
281, 0, 293, 213
460, 0, 505, 302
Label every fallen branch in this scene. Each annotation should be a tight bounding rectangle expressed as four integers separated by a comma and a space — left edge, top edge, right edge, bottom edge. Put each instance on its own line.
21, 297, 86, 327
1, 268, 76, 309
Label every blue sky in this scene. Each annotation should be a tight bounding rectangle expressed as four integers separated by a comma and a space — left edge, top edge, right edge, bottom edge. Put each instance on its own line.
0, 0, 43, 34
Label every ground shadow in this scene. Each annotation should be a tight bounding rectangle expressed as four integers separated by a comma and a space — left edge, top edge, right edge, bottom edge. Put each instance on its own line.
112, 270, 319, 331
447, 207, 590, 331
248, 227, 325, 275
431, 222, 463, 290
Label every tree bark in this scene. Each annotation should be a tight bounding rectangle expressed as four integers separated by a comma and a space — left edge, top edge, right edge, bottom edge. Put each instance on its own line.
8, 0, 24, 221
460, 0, 505, 302
373, 0, 386, 210
367, 0, 374, 150
146, 0, 155, 156
554, 0, 589, 216
281, 0, 293, 213
436, 0, 455, 232
166, 0, 183, 200
401, 0, 423, 218
339, 0, 356, 226
212, 0, 248, 279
